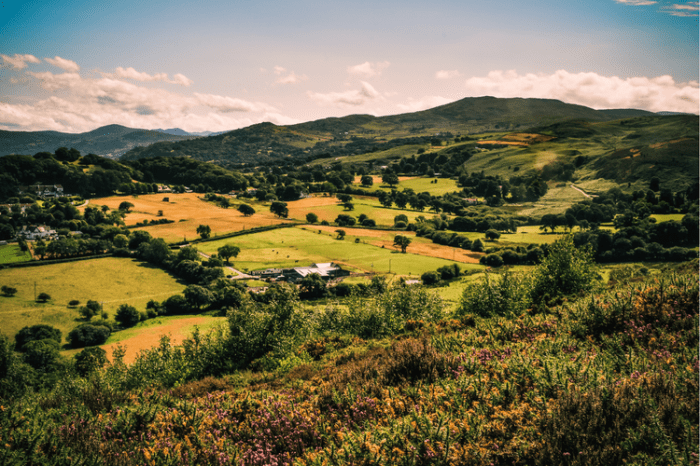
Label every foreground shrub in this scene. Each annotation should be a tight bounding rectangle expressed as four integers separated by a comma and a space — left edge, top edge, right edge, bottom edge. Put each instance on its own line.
458, 271, 531, 318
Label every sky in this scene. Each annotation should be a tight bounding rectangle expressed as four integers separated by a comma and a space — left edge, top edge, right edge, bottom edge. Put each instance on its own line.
0, 0, 698, 134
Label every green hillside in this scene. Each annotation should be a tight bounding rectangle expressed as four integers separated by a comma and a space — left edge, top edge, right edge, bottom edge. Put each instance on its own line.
120, 97, 654, 167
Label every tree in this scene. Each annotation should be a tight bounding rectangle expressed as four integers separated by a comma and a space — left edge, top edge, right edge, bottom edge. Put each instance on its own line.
343, 202, 355, 211
15, 325, 62, 351
112, 234, 129, 249
79, 300, 102, 320
118, 201, 134, 212
306, 212, 318, 224
36, 292, 51, 303
270, 201, 288, 218
485, 229, 501, 241
184, 285, 214, 311
196, 224, 211, 239
382, 172, 399, 187
74, 347, 108, 375
471, 239, 484, 252
68, 324, 111, 348
335, 229, 346, 240
360, 175, 374, 187
23, 339, 59, 372
238, 204, 256, 216
218, 244, 240, 263
299, 273, 327, 299
394, 235, 411, 253
1, 286, 17, 297
115, 304, 141, 328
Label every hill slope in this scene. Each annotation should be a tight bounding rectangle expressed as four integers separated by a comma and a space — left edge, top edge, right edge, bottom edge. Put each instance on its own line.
120, 97, 653, 166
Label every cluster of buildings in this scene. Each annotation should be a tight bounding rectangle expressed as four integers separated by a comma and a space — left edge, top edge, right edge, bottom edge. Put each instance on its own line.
18, 184, 66, 199
251, 262, 349, 283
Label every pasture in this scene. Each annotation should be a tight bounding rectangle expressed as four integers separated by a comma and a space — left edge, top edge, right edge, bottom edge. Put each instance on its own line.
87, 193, 293, 243
0, 257, 186, 341
0, 244, 32, 264
197, 226, 478, 276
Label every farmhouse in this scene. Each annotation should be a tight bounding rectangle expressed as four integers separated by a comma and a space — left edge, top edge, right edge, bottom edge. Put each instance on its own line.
17, 225, 57, 240
252, 262, 348, 283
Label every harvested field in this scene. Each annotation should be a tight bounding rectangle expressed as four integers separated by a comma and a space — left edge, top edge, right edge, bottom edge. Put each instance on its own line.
88, 193, 293, 242
101, 315, 225, 364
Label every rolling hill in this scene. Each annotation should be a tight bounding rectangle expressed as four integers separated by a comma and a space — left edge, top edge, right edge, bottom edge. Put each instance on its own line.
0, 124, 195, 158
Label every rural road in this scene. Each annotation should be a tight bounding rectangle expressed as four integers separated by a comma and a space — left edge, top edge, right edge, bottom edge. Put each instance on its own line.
197, 251, 253, 279
571, 184, 595, 198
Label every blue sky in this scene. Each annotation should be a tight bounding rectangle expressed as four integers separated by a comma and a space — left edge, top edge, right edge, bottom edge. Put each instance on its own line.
1, 0, 697, 133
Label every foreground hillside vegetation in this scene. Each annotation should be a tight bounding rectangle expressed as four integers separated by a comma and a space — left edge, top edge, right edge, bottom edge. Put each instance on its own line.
0, 239, 697, 465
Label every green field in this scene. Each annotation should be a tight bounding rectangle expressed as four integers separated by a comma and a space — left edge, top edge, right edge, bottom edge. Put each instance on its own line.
198, 226, 471, 276
293, 196, 443, 226
0, 257, 186, 341
0, 244, 32, 264
362, 177, 462, 196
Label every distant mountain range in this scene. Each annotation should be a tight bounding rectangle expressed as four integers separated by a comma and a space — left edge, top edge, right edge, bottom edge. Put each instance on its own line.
0, 125, 197, 158
154, 128, 229, 137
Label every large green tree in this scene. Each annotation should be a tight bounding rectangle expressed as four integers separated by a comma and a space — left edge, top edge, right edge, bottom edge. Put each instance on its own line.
218, 244, 240, 264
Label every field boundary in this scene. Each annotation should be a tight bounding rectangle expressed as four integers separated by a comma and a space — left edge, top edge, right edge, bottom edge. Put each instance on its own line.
170, 222, 298, 247
0, 253, 115, 269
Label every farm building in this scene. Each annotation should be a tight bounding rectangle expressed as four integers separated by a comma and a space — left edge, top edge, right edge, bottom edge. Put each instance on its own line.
252, 262, 348, 283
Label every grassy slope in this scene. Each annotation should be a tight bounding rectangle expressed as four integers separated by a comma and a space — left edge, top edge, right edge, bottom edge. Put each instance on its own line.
0, 244, 32, 264
0, 257, 186, 342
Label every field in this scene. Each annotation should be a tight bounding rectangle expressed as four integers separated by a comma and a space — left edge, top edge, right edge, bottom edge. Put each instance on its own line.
100, 315, 226, 364
288, 195, 441, 226
0, 244, 32, 264
353, 176, 462, 196
197, 225, 477, 276
87, 193, 293, 243
0, 257, 186, 341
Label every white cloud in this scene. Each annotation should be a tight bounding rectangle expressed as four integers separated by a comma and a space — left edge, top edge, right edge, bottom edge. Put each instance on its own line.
307, 81, 382, 107
463, 69, 699, 114
614, 0, 657, 5
662, 1, 699, 16
347, 61, 390, 78
111, 67, 193, 86
194, 93, 278, 113
436, 70, 461, 80
0, 66, 292, 133
397, 96, 454, 112
0, 54, 40, 69
272, 66, 307, 84
45, 56, 80, 73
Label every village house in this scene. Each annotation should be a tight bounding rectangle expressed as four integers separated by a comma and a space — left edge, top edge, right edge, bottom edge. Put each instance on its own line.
251, 262, 348, 283
17, 225, 57, 241
18, 184, 65, 198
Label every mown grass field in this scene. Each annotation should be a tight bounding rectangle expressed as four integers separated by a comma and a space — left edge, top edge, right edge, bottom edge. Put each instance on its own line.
0, 257, 186, 342
87, 193, 293, 243
0, 244, 32, 264
197, 226, 478, 276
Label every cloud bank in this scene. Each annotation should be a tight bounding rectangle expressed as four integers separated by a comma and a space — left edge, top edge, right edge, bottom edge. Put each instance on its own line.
347, 61, 390, 78
464, 70, 699, 114
0, 54, 41, 69
1, 60, 297, 133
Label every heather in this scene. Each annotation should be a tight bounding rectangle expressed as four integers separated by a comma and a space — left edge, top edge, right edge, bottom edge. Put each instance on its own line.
1, 256, 697, 465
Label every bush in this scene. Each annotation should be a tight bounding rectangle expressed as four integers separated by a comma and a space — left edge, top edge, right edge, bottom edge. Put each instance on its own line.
421, 270, 440, 285
530, 235, 598, 303
115, 304, 141, 328
74, 347, 108, 375
458, 271, 531, 318
1, 286, 17, 297
481, 253, 504, 267
68, 324, 111, 348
